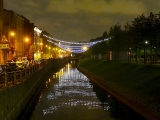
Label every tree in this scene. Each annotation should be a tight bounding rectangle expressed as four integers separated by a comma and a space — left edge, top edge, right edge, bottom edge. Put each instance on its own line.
108, 23, 123, 61
131, 14, 146, 63
123, 22, 134, 62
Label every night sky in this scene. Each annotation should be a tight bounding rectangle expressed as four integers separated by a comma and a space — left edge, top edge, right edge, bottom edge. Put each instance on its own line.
4, 0, 160, 42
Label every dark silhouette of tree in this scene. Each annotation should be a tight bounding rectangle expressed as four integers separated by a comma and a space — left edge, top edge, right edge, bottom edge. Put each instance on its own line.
123, 22, 134, 62
86, 12, 160, 64
102, 31, 108, 39
108, 23, 122, 61
130, 14, 147, 63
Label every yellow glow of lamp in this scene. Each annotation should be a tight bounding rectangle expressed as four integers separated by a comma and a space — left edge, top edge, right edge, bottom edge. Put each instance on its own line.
10, 32, 15, 36
83, 46, 88, 51
25, 38, 29, 42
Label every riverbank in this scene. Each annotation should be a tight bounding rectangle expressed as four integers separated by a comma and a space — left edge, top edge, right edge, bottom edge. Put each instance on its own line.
0, 58, 68, 120
16, 58, 68, 120
78, 58, 160, 120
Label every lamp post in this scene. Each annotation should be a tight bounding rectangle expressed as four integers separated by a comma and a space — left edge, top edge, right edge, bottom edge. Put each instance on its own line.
24, 37, 29, 58
9, 31, 16, 59
11, 33, 14, 59
144, 41, 148, 64
48, 46, 51, 58
128, 47, 131, 62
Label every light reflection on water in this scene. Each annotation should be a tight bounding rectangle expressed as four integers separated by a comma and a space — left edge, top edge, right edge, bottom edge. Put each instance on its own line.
30, 62, 146, 120
31, 63, 114, 120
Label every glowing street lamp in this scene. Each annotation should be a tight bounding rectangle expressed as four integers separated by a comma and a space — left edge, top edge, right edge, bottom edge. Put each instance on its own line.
25, 38, 29, 42
24, 37, 29, 57
82, 46, 88, 51
10, 32, 15, 36
144, 41, 149, 64
9, 31, 16, 59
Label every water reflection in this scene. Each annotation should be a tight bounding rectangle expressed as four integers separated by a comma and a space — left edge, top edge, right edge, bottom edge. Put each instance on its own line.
92, 83, 146, 120
30, 62, 146, 120
40, 64, 111, 117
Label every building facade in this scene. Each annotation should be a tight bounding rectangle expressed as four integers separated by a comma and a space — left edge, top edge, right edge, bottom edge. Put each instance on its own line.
19, 15, 34, 60
0, 0, 3, 63
0, 0, 3, 38
33, 27, 43, 60
1, 9, 34, 63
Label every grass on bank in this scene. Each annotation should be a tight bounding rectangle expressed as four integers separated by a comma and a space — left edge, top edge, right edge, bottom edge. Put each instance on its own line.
78, 58, 160, 110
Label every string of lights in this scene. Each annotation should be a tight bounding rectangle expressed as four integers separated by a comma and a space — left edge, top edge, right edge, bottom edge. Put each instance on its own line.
44, 34, 111, 53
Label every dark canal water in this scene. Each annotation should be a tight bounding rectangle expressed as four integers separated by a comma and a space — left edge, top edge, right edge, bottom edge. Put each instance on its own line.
20, 61, 147, 120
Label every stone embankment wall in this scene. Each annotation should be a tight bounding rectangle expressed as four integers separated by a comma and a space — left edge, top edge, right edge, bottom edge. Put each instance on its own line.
0, 58, 67, 120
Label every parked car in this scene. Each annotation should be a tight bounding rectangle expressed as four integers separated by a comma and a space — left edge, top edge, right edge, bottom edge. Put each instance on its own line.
16, 61, 24, 70
6, 62, 18, 72
0, 64, 10, 73
22, 59, 29, 68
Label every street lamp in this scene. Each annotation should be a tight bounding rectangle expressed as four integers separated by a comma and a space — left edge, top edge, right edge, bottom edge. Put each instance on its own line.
82, 45, 88, 52
24, 37, 29, 58
144, 41, 148, 64
9, 31, 16, 59
145, 41, 148, 44
25, 38, 29, 42
10, 32, 15, 36
128, 47, 131, 62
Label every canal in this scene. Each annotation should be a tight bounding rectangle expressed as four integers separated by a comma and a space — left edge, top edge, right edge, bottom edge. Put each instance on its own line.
20, 61, 146, 120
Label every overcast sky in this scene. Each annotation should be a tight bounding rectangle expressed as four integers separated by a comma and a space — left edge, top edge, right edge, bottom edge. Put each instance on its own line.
4, 0, 160, 42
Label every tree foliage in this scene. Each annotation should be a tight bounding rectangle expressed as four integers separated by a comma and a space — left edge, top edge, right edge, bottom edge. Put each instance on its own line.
86, 12, 160, 63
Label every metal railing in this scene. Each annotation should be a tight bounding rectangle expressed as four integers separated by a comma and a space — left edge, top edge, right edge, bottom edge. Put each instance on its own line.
0, 60, 47, 89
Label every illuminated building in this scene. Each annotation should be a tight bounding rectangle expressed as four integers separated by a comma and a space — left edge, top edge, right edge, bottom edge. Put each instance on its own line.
0, 0, 3, 63
1, 9, 34, 63
33, 26, 42, 60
